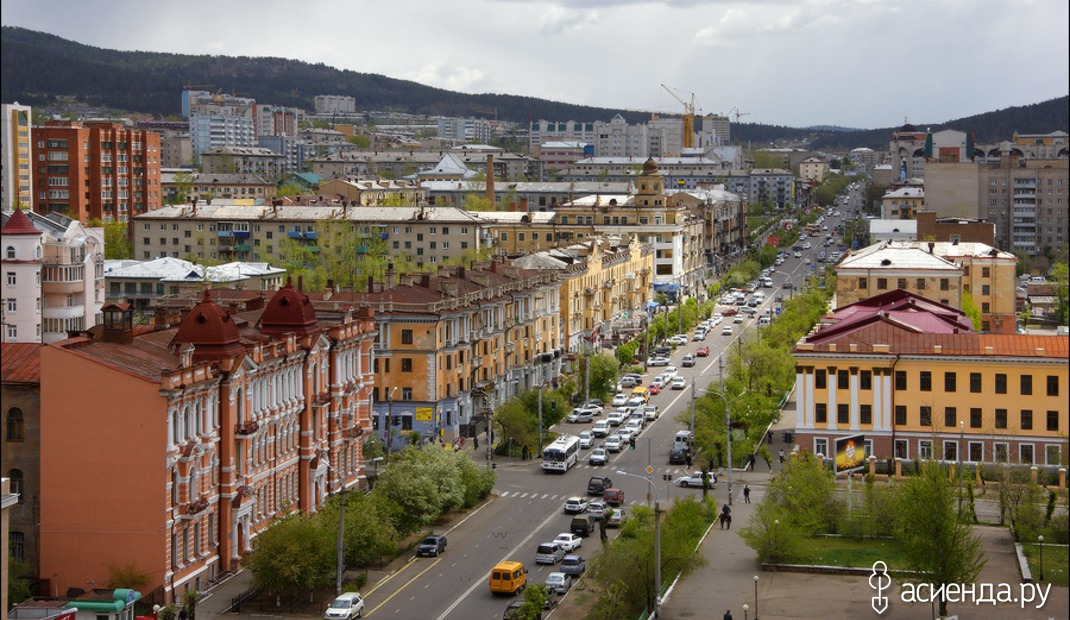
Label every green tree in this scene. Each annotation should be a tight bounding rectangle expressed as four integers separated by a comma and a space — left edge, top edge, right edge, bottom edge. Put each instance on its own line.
893, 461, 987, 618
577, 352, 620, 401
88, 218, 133, 259
276, 183, 305, 197
246, 514, 335, 596
167, 171, 194, 205
517, 583, 550, 619
1050, 260, 1068, 325
7, 553, 33, 607
280, 218, 414, 292
348, 134, 372, 148
961, 290, 982, 331
106, 561, 150, 588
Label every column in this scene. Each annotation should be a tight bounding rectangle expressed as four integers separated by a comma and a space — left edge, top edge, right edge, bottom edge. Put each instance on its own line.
872, 369, 883, 431
882, 369, 894, 432
795, 366, 808, 429
849, 367, 860, 431
804, 368, 815, 430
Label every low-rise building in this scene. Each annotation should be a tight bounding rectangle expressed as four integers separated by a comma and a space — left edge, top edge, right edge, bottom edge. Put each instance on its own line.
880, 187, 924, 219
792, 290, 1068, 466
190, 173, 276, 202
914, 211, 995, 246
200, 147, 287, 180
318, 177, 424, 206
835, 241, 963, 309
40, 286, 376, 603
799, 156, 828, 182
104, 258, 286, 309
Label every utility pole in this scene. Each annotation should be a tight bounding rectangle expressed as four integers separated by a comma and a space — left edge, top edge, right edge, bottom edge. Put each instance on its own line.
335, 481, 347, 595
690, 379, 697, 455
654, 499, 662, 617
538, 387, 544, 458
584, 341, 591, 403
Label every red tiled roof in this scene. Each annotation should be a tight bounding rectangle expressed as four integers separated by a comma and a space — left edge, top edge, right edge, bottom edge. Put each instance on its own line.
258, 281, 318, 336
797, 323, 1069, 359
1, 343, 41, 383
1, 208, 42, 235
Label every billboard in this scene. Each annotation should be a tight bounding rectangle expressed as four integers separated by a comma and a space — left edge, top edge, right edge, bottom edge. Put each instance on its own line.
834, 434, 866, 473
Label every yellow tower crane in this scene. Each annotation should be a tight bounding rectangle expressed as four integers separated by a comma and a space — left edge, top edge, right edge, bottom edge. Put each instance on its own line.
661, 84, 699, 149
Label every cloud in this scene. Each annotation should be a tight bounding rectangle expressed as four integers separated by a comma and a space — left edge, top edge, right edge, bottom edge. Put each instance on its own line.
405, 63, 489, 93
538, 6, 601, 36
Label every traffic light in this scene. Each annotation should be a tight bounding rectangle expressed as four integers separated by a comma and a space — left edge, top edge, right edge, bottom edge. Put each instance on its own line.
629, 437, 636, 450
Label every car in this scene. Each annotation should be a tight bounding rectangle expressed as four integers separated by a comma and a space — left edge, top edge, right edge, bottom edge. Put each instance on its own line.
581, 399, 604, 409
588, 448, 608, 466
604, 488, 625, 506
747, 297, 760, 307
674, 471, 717, 488
740, 306, 757, 316
642, 405, 659, 421
606, 507, 627, 527
647, 356, 671, 367
721, 307, 738, 316
667, 335, 687, 346
617, 426, 636, 443
692, 330, 707, 341
670, 376, 687, 390
566, 409, 593, 423
647, 382, 662, 395
711, 313, 723, 323
681, 353, 695, 367
560, 555, 587, 577
721, 325, 733, 336
802, 241, 812, 250
663, 365, 678, 378
794, 251, 802, 258
578, 430, 594, 449
554, 533, 582, 552
804, 257, 811, 264
673, 333, 690, 342
587, 499, 608, 520
619, 376, 637, 389
607, 411, 626, 426
611, 393, 629, 407
605, 434, 623, 452
623, 420, 642, 437
653, 345, 672, 356
417, 534, 448, 557
696, 345, 710, 357
545, 572, 572, 595
669, 446, 690, 464
563, 497, 589, 514
627, 396, 646, 409
587, 475, 612, 495
733, 315, 745, 324
325, 592, 365, 620
592, 420, 610, 437
535, 542, 567, 565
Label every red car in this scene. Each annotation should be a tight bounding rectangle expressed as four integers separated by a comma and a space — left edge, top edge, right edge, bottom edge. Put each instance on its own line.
696, 346, 710, 357
604, 488, 625, 506
648, 383, 662, 395
722, 308, 739, 316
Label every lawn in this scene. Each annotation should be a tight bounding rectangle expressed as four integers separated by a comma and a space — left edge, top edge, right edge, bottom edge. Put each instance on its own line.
788, 536, 911, 571
1020, 543, 1069, 587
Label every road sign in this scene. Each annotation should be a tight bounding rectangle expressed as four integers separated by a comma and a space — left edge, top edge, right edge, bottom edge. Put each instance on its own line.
645, 465, 654, 474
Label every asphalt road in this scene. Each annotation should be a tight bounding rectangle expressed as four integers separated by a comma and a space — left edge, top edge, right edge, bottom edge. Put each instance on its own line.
360, 196, 857, 619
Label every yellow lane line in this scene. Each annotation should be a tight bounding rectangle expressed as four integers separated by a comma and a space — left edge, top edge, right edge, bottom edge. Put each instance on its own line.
365, 557, 442, 617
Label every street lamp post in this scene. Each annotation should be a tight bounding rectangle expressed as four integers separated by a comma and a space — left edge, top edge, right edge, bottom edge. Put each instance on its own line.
1038, 535, 1044, 582
753, 574, 760, 619
743, 603, 750, 620
617, 470, 667, 617
711, 389, 747, 505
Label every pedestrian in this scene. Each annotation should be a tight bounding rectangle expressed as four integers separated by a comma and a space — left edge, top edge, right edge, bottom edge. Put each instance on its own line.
778, 448, 785, 465
521, 445, 528, 460
725, 513, 732, 529
178, 608, 188, 620
723, 610, 733, 620
473, 436, 479, 450
686, 453, 693, 469
743, 484, 751, 503
718, 512, 726, 529
747, 453, 756, 471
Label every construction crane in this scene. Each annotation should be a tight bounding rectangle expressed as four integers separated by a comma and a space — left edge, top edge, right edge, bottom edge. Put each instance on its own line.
728, 106, 751, 123
661, 84, 700, 149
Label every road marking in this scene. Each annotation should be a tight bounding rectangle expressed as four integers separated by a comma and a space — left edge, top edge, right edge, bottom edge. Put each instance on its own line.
362, 557, 419, 596
365, 557, 442, 617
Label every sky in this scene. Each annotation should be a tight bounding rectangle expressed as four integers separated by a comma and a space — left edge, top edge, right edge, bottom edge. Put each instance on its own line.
3, 0, 1068, 129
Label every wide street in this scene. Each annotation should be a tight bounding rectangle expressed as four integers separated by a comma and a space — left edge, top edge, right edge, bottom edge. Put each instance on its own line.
357, 199, 856, 619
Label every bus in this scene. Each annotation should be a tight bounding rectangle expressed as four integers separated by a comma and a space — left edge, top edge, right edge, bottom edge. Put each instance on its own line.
805, 223, 821, 237
542, 434, 581, 473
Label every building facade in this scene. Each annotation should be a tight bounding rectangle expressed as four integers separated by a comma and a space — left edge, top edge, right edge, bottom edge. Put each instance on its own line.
880, 187, 925, 219
2, 102, 33, 210
835, 242, 963, 310
2, 343, 40, 576
39, 287, 376, 603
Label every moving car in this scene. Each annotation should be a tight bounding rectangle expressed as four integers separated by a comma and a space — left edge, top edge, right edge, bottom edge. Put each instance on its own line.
566, 409, 594, 423
605, 434, 623, 452
417, 534, 447, 557
670, 376, 687, 390
721, 325, 733, 336
554, 533, 583, 552
696, 345, 710, 357
489, 561, 528, 595
647, 382, 662, 395
570, 514, 595, 537
611, 393, 629, 407
721, 308, 739, 316
674, 471, 717, 488
587, 475, 612, 495
587, 500, 607, 520
604, 488, 625, 506
578, 430, 594, 449
642, 405, 659, 421
669, 446, 690, 464
535, 542, 566, 565
588, 448, 608, 466
563, 497, 589, 514
681, 353, 695, 367
560, 555, 587, 577
607, 411, 626, 426
592, 420, 610, 437
545, 572, 572, 594
325, 592, 365, 620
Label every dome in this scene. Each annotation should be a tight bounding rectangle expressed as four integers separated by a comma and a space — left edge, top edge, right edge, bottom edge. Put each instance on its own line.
258, 279, 318, 337
641, 158, 659, 175
171, 290, 245, 361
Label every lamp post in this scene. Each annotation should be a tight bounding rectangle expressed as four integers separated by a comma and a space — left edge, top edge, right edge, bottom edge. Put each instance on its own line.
1038, 534, 1044, 582
773, 519, 780, 559
743, 603, 749, 620
753, 574, 760, 619
617, 470, 668, 617
384, 387, 398, 463
711, 388, 747, 505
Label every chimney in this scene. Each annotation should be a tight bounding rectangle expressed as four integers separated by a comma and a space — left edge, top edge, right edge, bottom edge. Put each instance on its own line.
520, 197, 529, 212
297, 275, 304, 291
485, 154, 495, 208
367, 276, 375, 294
326, 278, 335, 293
385, 264, 397, 289
228, 301, 240, 315
420, 273, 431, 288
928, 241, 935, 254
153, 307, 169, 328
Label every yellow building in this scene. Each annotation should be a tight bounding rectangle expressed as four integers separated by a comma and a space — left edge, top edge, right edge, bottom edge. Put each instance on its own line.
836, 242, 963, 308
880, 187, 925, 219
792, 290, 1069, 466
318, 177, 425, 206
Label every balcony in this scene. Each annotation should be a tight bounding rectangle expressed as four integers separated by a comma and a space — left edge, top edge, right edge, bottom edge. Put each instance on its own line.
42, 305, 85, 320
313, 392, 331, 406
187, 496, 209, 515
235, 420, 259, 436
472, 355, 483, 368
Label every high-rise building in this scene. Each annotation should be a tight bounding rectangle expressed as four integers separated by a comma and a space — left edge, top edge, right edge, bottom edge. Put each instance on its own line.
314, 95, 356, 115
183, 90, 257, 158
32, 120, 162, 223
1, 103, 33, 210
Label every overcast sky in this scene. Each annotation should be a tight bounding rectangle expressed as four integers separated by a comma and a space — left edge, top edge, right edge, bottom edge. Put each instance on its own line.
3, 0, 1068, 129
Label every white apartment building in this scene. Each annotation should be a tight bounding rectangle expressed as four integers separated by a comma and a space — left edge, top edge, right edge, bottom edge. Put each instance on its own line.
1, 209, 104, 343
314, 95, 356, 115
1, 102, 33, 210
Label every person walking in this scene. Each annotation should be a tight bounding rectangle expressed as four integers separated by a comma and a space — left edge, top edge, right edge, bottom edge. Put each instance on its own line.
725, 513, 732, 529
778, 448, 785, 465
723, 610, 733, 620
743, 484, 751, 503
718, 512, 726, 529
473, 435, 479, 450
747, 453, 756, 471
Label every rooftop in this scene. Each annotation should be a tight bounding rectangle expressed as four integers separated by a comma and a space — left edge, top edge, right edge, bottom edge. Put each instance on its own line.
837, 241, 962, 272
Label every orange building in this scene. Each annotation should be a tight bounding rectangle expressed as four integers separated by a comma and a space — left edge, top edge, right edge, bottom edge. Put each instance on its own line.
39, 284, 374, 603
32, 121, 162, 223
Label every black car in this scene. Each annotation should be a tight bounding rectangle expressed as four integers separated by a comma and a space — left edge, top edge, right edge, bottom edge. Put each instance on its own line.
587, 475, 611, 495
417, 534, 447, 557
653, 346, 672, 356
669, 446, 690, 465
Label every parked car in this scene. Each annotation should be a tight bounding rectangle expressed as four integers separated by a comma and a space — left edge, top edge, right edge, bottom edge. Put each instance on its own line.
647, 356, 671, 367
545, 572, 572, 595
578, 430, 594, 449
670, 376, 687, 390
560, 555, 587, 577
588, 448, 608, 466
696, 345, 710, 357
721, 325, 734, 336
619, 374, 641, 388
587, 500, 607, 520
563, 497, 589, 514
674, 471, 717, 488
721, 308, 739, 316
567, 409, 594, 423
606, 507, 627, 527
554, 533, 583, 552
611, 393, 629, 407
325, 593, 365, 620
535, 542, 566, 565
417, 534, 448, 557
570, 514, 595, 537
653, 346, 672, 356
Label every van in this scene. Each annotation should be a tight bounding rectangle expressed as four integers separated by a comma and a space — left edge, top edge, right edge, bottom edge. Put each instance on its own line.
570, 514, 595, 537
758, 316, 771, 327
490, 560, 528, 595
631, 386, 650, 402
673, 430, 693, 449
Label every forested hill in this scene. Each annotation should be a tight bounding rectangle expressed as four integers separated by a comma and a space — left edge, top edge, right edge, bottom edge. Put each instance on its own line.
2, 26, 1066, 151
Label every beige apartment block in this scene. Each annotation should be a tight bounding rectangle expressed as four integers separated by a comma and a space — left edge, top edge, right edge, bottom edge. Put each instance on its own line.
836, 242, 963, 309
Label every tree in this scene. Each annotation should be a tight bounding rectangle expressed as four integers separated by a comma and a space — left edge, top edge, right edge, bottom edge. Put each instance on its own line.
246, 514, 335, 596
106, 561, 150, 588
167, 171, 194, 205
893, 461, 987, 618
280, 217, 414, 292
88, 218, 133, 259
1050, 260, 1068, 325
961, 290, 982, 331
7, 554, 33, 607
577, 352, 620, 401
518, 583, 550, 620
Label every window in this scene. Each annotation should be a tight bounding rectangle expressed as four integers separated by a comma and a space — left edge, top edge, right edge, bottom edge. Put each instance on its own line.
877, 278, 888, 290
919, 371, 931, 391
1020, 409, 1033, 430
982, 267, 991, 277
401, 329, 413, 345
837, 370, 849, 389
401, 358, 412, 372
940, 278, 950, 291
968, 442, 983, 462
815, 369, 826, 389
944, 372, 956, 393
860, 370, 871, 390
995, 408, 1008, 429
916, 278, 926, 290
1048, 411, 1060, 432
6, 408, 23, 441
944, 407, 957, 428
860, 404, 872, 425
8, 469, 23, 503
919, 440, 933, 460
814, 438, 828, 457
5, 298, 14, 313
895, 440, 909, 459
6, 272, 15, 286
970, 408, 982, 428
9, 531, 24, 561
837, 404, 849, 425
969, 373, 982, 393
994, 443, 1008, 463
995, 373, 1007, 394
944, 441, 958, 462
920, 406, 932, 427
1047, 445, 1063, 466
897, 278, 907, 289
1020, 444, 1034, 465
895, 371, 907, 390
815, 403, 827, 424
1047, 375, 1059, 397
858, 278, 867, 289
894, 405, 907, 425
401, 388, 413, 401
1021, 374, 1032, 395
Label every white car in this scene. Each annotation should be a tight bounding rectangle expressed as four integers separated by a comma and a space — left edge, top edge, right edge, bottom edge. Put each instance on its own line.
733, 315, 745, 324
663, 365, 678, 379
554, 533, 583, 552
674, 471, 717, 488
647, 356, 671, 367
592, 420, 610, 437
711, 314, 723, 324
589, 447, 608, 465
605, 434, 623, 452
623, 420, 642, 437
642, 405, 659, 421
325, 593, 365, 620
563, 497, 589, 514
794, 251, 802, 258
587, 500, 607, 520
546, 572, 572, 594
578, 430, 594, 449
567, 409, 594, 423
607, 411, 627, 426
668, 335, 689, 346
670, 376, 687, 390
722, 325, 734, 336
611, 393, 629, 407
617, 426, 636, 443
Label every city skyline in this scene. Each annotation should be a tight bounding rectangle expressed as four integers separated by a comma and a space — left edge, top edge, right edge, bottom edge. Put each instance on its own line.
2, 0, 1068, 130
